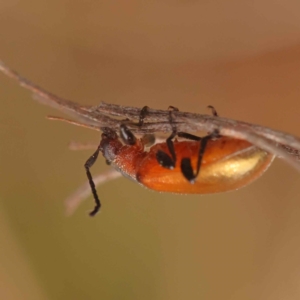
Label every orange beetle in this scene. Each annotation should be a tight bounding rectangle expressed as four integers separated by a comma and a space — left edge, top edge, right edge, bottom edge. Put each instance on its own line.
85, 107, 274, 216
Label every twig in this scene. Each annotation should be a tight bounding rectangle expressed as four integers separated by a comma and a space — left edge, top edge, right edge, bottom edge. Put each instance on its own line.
1, 60, 300, 173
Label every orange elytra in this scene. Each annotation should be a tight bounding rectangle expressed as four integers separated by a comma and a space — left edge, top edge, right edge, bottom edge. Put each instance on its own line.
85, 106, 274, 216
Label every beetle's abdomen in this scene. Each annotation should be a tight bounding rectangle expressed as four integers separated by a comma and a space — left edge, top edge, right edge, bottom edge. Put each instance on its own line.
136, 137, 274, 194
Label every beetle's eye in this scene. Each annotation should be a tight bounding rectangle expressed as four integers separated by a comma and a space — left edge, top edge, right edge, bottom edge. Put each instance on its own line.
120, 124, 136, 145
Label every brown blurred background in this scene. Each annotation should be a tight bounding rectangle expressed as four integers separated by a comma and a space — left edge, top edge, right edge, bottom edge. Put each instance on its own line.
1, 1, 300, 299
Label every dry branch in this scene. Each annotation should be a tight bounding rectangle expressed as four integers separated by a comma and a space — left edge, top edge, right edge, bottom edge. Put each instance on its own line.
1, 60, 300, 171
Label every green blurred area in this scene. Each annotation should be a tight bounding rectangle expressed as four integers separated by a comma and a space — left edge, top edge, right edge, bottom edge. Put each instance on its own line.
1, 1, 300, 300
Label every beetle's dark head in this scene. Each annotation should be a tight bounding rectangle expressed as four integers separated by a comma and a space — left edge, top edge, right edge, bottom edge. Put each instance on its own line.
100, 128, 122, 163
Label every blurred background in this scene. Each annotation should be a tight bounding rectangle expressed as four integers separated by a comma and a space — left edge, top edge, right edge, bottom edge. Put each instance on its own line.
1, 1, 300, 299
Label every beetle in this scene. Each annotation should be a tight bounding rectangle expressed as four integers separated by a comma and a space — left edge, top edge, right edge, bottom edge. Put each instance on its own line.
85, 106, 275, 216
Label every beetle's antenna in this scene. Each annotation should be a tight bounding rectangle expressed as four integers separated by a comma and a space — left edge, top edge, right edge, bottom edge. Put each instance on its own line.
65, 169, 121, 216
47, 116, 100, 131
84, 145, 102, 216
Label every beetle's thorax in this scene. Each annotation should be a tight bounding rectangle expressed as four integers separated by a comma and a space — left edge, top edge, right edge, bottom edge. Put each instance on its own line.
113, 140, 146, 180
100, 131, 146, 178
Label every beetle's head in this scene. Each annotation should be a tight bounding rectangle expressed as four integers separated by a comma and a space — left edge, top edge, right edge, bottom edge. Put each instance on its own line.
100, 128, 122, 163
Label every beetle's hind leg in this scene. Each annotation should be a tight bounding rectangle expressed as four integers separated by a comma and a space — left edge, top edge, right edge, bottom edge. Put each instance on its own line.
180, 106, 220, 183
180, 135, 211, 183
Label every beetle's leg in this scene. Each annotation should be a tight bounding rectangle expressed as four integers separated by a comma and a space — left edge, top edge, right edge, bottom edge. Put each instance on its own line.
180, 136, 210, 183
181, 130, 219, 183
207, 105, 218, 117
165, 106, 178, 163
207, 105, 221, 138
84, 145, 102, 216
137, 106, 156, 147
156, 106, 178, 169
156, 132, 177, 169
138, 106, 150, 127
180, 105, 220, 182
177, 132, 202, 141
176, 106, 218, 140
